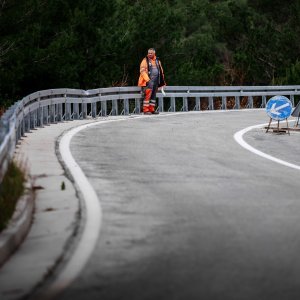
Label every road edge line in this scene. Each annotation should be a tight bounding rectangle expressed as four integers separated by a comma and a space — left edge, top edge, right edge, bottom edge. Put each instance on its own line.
234, 122, 300, 171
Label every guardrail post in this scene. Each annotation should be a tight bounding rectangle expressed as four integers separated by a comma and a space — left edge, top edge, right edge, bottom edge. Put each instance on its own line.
65, 101, 71, 120
261, 96, 267, 108
182, 97, 188, 111
234, 96, 240, 109
50, 102, 55, 123
290, 95, 295, 107
34, 108, 38, 128
14, 120, 18, 141
194, 97, 201, 111
57, 103, 63, 121
158, 97, 164, 112
222, 96, 227, 110
8, 117, 16, 156
134, 98, 141, 114
82, 101, 87, 119
21, 111, 25, 136
44, 105, 49, 124
91, 102, 97, 118
124, 98, 129, 115
34, 109, 37, 128
73, 103, 79, 119
27, 110, 31, 131
101, 101, 107, 117
112, 100, 118, 116
19, 119, 22, 140
54, 104, 57, 122
208, 97, 214, 110
19, 119, 22, 139
16, 120, 21, 140
29, 110, 33, 129
169, 97, 176, 112
38, 100, 43, 127
23, 114, 26, 133
248, 96, 253, 108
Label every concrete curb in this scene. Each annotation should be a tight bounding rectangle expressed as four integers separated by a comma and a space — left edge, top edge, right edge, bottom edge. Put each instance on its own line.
0, 119, 97, 300
0, 184, 35, 268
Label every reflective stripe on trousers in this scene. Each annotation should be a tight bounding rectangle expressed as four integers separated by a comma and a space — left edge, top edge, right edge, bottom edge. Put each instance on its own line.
143, 89, 157, 112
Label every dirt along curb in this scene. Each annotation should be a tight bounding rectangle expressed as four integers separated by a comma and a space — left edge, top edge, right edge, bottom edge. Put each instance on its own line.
0, 181, 35, 268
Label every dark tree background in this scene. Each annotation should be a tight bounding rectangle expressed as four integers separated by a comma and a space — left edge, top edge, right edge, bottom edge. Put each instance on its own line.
0, 0, 299, 107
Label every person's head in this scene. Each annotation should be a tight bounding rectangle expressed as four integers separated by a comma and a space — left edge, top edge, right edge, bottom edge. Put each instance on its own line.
147, 48, 156, 59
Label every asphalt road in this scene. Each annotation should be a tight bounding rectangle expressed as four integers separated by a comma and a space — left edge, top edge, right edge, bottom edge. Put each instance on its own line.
57, 110, 300, 300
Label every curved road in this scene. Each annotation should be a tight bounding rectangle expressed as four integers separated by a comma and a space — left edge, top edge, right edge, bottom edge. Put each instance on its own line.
57, 110, 300, 300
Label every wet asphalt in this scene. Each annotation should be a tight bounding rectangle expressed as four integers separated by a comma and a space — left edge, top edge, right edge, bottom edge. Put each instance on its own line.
57, 110, 300, 300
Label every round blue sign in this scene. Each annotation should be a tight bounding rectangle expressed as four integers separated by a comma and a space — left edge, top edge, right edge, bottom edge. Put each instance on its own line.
266, 95, 292, 121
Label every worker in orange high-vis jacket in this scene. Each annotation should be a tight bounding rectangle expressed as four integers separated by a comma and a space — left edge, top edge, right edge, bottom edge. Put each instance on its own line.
138, 48, 166, 115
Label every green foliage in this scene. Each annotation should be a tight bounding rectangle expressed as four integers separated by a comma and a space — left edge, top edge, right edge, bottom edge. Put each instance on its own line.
0, 161, 25, 232
280, 60, 300, 85
0, 0, 300, 107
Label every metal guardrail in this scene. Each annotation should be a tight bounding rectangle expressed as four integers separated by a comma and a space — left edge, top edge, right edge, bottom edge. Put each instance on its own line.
1, 85, 300, 183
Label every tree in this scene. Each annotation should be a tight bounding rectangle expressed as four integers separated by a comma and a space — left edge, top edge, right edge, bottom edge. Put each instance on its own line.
1, 0, 300, 108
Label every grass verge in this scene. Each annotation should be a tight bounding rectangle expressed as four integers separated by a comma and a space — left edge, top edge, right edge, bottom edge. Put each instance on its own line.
0, 161, 26, 232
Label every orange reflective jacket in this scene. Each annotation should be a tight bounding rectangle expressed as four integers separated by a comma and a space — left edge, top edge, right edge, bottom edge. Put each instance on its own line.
138, 56, 166, 87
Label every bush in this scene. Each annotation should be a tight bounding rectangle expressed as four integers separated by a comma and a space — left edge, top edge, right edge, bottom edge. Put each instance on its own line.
0, 161, 26, 232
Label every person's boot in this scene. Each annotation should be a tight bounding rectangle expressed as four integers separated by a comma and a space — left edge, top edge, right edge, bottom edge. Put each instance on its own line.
151, 111, 159, 114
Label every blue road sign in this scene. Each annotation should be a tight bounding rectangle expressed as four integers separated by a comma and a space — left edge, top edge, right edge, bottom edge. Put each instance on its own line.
266, 95, 292, 121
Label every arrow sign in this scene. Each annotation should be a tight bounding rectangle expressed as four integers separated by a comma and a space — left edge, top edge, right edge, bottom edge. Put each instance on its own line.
270, 102, 290, 115
266, 95, 292, 121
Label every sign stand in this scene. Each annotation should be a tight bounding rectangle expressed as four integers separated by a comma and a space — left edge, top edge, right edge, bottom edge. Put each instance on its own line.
265, 118, 290, 135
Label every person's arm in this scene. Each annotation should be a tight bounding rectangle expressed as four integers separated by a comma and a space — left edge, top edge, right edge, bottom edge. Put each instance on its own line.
140, 58, 150, 83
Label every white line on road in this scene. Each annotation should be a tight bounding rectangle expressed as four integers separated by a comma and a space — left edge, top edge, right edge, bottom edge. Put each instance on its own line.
234, 122, 300, 171
45, 116, 155, 298
45, 121, 105, 298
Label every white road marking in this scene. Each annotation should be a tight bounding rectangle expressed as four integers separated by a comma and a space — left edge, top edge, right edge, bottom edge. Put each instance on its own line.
45, 121, 104, 297
45, 116, 156, 297
234, 122, 300, 171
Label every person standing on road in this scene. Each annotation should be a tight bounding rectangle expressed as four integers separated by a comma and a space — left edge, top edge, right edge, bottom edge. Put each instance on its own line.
138, 48, 166, 115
